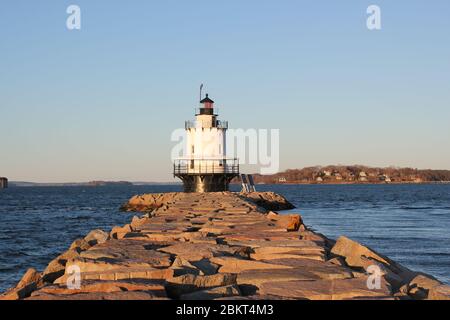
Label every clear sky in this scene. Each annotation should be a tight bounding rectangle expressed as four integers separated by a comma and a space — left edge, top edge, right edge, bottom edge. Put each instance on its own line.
1, 1, 449, 182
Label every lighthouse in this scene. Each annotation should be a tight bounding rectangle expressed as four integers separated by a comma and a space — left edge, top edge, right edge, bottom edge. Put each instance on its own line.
174, 93, 239, 193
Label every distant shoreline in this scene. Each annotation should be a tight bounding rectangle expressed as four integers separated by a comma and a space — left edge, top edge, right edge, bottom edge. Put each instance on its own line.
251, 181, 450, 186
6, 163, 450, 188
6, 181, 450, 188
8, 182, 182, 187
249, 165, 450, 186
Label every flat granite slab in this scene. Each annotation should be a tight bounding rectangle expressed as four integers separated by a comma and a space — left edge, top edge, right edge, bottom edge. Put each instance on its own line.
1, 191, 449, 300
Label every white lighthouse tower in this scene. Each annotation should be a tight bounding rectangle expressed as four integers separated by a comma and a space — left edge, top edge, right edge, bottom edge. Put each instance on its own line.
174, 93, 239, 192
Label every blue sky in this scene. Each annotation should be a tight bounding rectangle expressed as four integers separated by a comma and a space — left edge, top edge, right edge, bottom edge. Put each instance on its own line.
1, 1, 449, 182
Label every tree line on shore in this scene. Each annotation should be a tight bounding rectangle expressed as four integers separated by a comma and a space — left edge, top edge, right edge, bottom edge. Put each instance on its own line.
248, 165, 450, 184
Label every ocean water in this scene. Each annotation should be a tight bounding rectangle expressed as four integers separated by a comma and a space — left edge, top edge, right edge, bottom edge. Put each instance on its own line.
0, 184, 449, 292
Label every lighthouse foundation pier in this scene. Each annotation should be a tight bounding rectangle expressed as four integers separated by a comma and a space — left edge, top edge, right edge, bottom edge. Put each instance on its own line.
176, 173, 237, 193
174, 158, 239, 193
0, 177, 8, 189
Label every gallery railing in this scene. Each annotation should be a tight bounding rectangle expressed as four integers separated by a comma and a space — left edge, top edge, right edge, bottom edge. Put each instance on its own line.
173, 158, 239, 175
185, 120, 228, 130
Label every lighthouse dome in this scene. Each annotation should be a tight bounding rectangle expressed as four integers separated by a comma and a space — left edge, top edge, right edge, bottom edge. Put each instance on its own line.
200, 94, 214, 104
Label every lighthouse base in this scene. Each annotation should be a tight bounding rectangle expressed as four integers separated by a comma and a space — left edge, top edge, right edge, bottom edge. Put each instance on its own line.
175, 174, 237, 193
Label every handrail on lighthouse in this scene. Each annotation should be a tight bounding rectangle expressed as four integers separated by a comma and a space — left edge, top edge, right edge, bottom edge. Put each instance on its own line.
173, 158, 239, 175
185, 120, 228, 130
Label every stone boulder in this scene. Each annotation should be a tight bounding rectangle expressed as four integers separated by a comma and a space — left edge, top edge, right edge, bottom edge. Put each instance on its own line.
54, 267, 174, 284
258, 276, 392, 300
287, 215, 302, 232
131, 215, 151, 229
27, 291, 167, 300
407, 274, 443, 299
120, 193, 182, 212
241, 192, 295, 211
0, 268, 42, 300
428, 284, 450, 300
331, 236, 416, 289
32, 279, 167, 298
84, 229, 109, 246
210, 257, 292, 274
237, 268, 322, 295
67, 240, 173, 273
110, 224, 133, 239
158, 243, 249, 262
69, 238, 91, 251
17, 268, 41, 288
170, 257, 202, 276
42, 248, 81, 283
166, 273, 237, 298
299, 231, 330, 246
180, 285, 241, 300
266, 212, 304, 232
259, 258, 354, 280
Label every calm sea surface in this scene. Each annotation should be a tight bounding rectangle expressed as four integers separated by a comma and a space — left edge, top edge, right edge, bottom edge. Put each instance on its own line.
0, 184, 449, 292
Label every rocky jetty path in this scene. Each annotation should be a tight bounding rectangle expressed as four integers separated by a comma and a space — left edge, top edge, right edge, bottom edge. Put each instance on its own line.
2, 192, 449, 300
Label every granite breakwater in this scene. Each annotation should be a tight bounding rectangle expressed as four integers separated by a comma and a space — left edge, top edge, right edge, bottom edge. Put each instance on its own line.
1, 191, 449, 300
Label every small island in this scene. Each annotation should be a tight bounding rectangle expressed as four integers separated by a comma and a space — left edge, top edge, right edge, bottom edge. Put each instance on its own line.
86, 181, 134, 187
